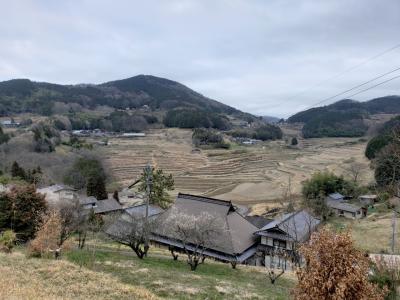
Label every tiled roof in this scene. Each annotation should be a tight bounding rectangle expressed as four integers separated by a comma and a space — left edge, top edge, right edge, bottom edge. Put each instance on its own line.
255, 210, 320, 242
154, 193, 258, 256
94, 199, 122, 214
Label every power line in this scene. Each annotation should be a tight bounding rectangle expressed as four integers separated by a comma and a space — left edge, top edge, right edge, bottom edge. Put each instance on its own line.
344, 74, 400, 99
303, 66, 400, 109
285, 43, 400, 102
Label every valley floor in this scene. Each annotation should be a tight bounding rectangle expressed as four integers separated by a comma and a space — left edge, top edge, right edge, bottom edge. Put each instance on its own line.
102, 128, 372, 207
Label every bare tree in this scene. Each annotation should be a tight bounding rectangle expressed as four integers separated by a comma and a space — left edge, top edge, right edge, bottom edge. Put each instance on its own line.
263, 210, 319, 284
105, 212, 156, 259
163, 208, 224, 271
344, 162, 366, 184
264, 247, 288, 284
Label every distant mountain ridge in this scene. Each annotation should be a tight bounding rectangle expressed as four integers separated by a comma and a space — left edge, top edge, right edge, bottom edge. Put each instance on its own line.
287, 96, 400, 138
0, 75, 249, 118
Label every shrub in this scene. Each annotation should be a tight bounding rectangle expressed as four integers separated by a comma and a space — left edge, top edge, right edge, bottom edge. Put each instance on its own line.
28, 211, 63, 258
0, 230, 16, 253
192, 128, 230, 149
293, 228, 387, 299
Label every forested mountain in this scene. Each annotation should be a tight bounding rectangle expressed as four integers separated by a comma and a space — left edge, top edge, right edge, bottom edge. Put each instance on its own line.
288, 96, 400, 138
0, 75, 249, 118
0, 75, 277, 133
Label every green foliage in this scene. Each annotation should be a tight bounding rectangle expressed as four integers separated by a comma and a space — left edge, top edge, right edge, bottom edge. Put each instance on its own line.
138, 168, 174, 208
0, 185, 47, 241
11, 161, 26, 179
302, 171, 356, 199
228, 124, 283, 141
192, 128, 230, 149
374, 143, 400, 187
62, 136, 93, 150
366, 135, 393, 160
302, 172, 359, 217
86, 173, 108, 200
10, 161, 42, 185
365, 116, 400, 160
0, 126, 10, 145
64, 157, 107, 194
302, 110, 368, 138
31, 122, 61, 153
0, 229, 16, 253
165, 109, 210, 129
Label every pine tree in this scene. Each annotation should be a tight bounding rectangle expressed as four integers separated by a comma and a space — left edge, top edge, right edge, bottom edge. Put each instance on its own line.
11, 161, 26, 179
86, 173, 107, 200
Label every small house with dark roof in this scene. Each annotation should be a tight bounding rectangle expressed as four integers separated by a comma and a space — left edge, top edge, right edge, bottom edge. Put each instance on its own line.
327, 192, 345, 201
359, 194, 377, 207
124, 204, 164, 219
94, 199, 123, 214
327, 200, 365, 219
255, 210, 320, 251
151, 193, 259, 265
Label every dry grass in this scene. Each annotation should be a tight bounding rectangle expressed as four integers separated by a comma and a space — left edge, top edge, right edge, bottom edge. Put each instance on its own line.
0, 251, 157, 300
101, 128, 372, 206
328, 205, 400, 254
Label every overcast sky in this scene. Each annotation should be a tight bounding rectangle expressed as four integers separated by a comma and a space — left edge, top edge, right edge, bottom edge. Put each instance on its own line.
1, 0, 399, 117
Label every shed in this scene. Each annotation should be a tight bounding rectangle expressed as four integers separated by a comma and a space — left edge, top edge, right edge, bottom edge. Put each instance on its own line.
327, 200, 365, 219
359, 195, 377, 206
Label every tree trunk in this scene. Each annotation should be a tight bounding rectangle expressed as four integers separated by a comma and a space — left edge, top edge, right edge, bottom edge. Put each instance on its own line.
230, 261, 237, 269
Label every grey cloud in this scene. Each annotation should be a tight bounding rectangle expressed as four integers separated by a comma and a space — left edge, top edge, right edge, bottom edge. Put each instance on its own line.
0, 0, 399, 117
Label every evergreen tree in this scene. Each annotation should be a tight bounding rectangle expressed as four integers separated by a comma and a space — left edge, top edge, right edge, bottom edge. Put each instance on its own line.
0, 127, 10, 145
86, 173, 107, 200
0, 185, 47, 241
138, 167, 174, 208
11, 161, 26, 179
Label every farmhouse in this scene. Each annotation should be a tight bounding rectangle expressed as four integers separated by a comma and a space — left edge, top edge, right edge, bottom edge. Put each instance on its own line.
37, 184, 77, 205
151, 193, 259, 265
255, 210, 320, 269
256, 210, 320, 249
327, 200, 365, 219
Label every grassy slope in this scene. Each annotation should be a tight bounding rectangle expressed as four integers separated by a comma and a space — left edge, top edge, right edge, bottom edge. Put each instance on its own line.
0, 243, 295, 300
327, 203, 400, 253
0, 251, 157, 300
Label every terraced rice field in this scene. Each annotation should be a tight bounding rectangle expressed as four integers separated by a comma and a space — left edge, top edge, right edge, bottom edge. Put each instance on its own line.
102, 128, 373, 208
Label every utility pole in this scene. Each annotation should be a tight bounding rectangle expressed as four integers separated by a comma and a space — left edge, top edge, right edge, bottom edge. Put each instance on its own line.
391, 209, 397, 254
144, 163, 153, 256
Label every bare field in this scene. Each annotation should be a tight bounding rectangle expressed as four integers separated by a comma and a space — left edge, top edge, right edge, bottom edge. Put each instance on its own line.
102, 128, 373, 208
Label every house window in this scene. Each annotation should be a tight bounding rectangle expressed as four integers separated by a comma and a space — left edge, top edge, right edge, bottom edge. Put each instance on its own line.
339, 210, 344, 215
273, 239, 286, 249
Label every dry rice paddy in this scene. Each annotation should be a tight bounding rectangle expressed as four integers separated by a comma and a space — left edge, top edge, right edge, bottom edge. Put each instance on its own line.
102, 128, 373, 209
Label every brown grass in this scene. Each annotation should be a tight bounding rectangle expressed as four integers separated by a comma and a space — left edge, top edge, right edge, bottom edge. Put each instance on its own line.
101, 128, 372, 206
0, 252, 158, 300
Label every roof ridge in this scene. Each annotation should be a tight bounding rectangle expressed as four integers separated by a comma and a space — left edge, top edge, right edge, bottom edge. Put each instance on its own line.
177, 193, 232, 207
224, 211, 236, 255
